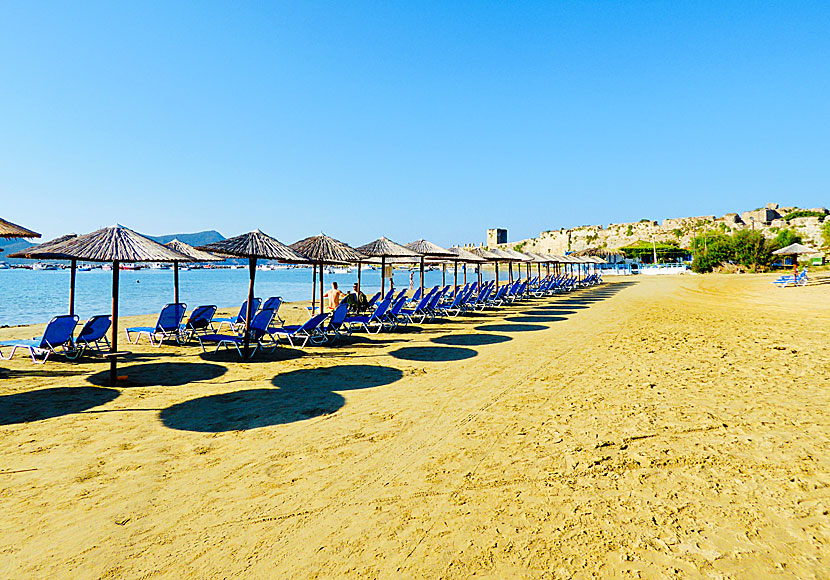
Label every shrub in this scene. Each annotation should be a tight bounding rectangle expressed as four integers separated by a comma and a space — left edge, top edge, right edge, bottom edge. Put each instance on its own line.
783, 210, 825, 221
732, 230, 770, 271
626, 225, 634, 236
769, 229, 802, 251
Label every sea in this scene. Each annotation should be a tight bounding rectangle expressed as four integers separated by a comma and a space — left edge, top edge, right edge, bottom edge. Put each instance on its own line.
0, 265, 493, 327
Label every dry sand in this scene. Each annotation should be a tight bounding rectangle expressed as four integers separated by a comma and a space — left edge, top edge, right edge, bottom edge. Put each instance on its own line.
0, 275, 828, 579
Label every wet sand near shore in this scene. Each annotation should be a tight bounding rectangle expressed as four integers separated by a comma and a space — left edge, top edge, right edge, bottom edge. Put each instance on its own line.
1, 275, 828, 579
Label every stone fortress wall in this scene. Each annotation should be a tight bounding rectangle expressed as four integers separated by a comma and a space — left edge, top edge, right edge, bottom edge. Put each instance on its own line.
479, 203, 827, 255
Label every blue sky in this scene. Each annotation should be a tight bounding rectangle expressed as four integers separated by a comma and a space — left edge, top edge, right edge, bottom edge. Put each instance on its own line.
1, 1, 828, 245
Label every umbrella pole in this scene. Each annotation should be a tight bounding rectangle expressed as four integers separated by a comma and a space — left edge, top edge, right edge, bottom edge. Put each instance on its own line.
453, 261, 458, 298
357, 262, 362, 293
442, 263, 446, 287
69, 259, 76, 316
463, 263, 467, 285
509, 262, 513, 283
173, 261, 179, 304
320, 262, 325, 314
420, 257, 425, 296
381, 256, 386, 297
312, 264, 317, 314
495, 262, 499, 289
109, 261, 119, 387
243, 258, 256, 359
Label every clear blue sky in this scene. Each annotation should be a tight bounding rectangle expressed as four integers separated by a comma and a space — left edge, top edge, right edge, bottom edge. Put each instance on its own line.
2, 1, 828, 246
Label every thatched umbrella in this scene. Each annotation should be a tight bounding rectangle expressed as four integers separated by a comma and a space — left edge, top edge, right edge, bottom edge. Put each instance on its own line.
405, 240, 454, 297
199, 230, 309, 357
489, 248, 522, 284
429, 246, 486, 297
9, 234, 80, 314
11, 225, 190, 385
502, 249, 534, 291
164, 239, 223, 304
772, 243, 821, 283
0, 217, 40, 239
356, 237, 421, 298
469, 246, 501, 288
290, 234, 366, 314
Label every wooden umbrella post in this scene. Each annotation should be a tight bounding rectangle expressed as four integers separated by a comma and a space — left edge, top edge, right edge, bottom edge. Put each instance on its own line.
69, 258, 76, 316
243, 257, 256, 359
173, 261, 179, 304
320, 261, 325, 314
463, 263, 467, 285
442, 263, 446, 287
109, 261, 119, 387
509, 262, 513, 283
381, 256, 386, 297
357, 262, 362, 293
312, 263, 317, 314
453, 261, 458, 298
420, 256, 425, 296
495, 262, 499, 289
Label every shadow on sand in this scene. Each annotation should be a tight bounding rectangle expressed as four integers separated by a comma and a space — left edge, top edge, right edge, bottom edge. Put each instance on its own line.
431, 333, 512, 347
389, 346, 477, 362
161, 364, 404, 432
474, 323, 548, 333
505, 315, 566, 323
0, 386, 120, 425
88, 362, 227, 387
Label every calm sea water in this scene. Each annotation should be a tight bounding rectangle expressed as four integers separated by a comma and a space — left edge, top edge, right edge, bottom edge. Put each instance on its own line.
0, 265, 494, 326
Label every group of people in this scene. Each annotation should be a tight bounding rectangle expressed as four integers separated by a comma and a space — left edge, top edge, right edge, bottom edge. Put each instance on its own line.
323, 282, 370, 312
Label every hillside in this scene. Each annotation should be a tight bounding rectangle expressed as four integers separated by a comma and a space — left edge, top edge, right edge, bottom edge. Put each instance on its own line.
147, 230, 225, 246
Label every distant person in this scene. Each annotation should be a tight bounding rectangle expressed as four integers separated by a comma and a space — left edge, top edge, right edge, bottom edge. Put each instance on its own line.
323, 281, 345, 311
344, 282, 368, 312
409, 271, 414, 290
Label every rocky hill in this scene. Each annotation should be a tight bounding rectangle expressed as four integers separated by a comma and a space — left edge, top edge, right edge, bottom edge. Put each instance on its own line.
488, 203, 827, 255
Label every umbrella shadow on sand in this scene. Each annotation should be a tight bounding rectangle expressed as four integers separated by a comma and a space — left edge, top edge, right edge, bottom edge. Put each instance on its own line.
505, 315, 567, 323
475, 323, 548, 333
160, 364, 404, 432
0, 386, 120, 425
389, 346, 477, 362
431, 333, 512, 347
88, 362, 227, 388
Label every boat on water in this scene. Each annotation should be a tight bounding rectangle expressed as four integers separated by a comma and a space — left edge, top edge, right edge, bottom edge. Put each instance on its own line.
121, 264, 141, 270
324, 266, 352, 274
32, 263, 58, 271
77, 266, 92, 272
0, 261, 9, 270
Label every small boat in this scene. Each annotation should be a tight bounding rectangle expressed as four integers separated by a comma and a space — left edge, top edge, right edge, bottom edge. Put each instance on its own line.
325, 266, 352, 275
77, 266, 92, 272
0, 261, 9, 270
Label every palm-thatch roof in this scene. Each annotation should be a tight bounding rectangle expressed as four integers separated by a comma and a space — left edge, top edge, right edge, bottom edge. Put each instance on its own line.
356, 236, 421, 258
8, 234, 78, 259
489, 248, 521, 261
405, 239, 454, 258
772, 243, 821, 256
9, 225, 189, 262
522, 252, 548, 263
447, 246, 486, 263
198, 230, 309, 262
165, 239, 223, 262
502, 248, 533, 262
290, 233, 367, 264
469, 246, 501, 261
0, 217, 40, 239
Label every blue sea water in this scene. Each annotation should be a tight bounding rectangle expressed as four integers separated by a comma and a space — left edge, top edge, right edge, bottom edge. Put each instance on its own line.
0, 265, 494, 326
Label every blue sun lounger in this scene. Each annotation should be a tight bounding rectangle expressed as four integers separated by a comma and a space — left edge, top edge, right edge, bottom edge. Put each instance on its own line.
179, 305, 217, 340
269, 312, 329, 348
126, 303, 187, 347
215, 298, 262, 332
0, 314, 79, 364
318, 302, 350, 344
345, 298, 392, 334
197, 309, 276, 357
75, 315, 112, 352
262, 296, 286, 325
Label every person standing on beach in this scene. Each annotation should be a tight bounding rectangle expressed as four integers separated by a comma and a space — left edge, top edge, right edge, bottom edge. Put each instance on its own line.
323, 282, 345, 311
410, 271, 414, 290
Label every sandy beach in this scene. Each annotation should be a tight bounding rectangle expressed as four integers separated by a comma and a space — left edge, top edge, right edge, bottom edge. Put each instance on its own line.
1, 275, 828, 579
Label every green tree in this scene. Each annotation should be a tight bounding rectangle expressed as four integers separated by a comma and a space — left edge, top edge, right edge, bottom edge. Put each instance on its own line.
732, 230, 770, 271
769, 228, 802, 251
690, 232, 733, 273
823, 219, 830, 247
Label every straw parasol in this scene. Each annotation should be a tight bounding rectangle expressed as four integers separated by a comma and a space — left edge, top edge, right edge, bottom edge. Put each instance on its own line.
12, 225, 190, 385
9, 234, 80, 314
0, 217, 41, 239
436, 246, 485, 297
502, 249, 535, 292
405, 239, 455, 296
164, 239, 224, 304
356, 237, 421, 297
772, 243, 821, 283
199, 230, 309, 358
469, 246, 504, 288
290, 234, 367, 314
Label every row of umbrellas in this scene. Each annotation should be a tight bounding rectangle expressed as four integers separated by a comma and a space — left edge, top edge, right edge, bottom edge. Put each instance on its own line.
2, 220, 605, 382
